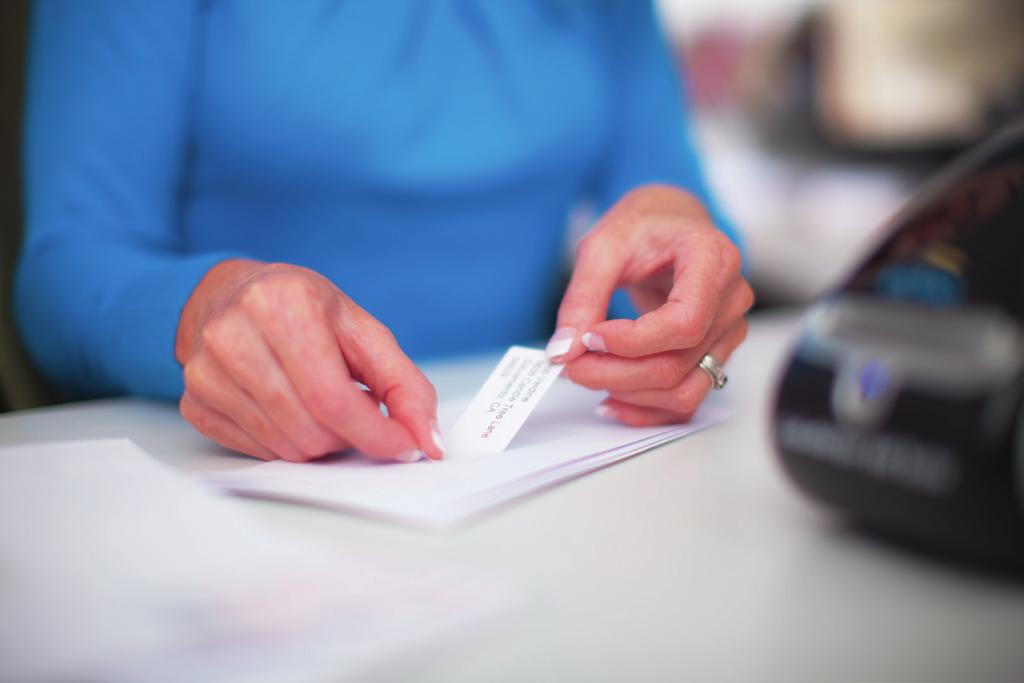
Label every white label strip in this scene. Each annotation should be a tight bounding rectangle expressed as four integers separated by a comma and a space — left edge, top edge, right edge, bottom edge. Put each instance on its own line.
446, 346, 564, 459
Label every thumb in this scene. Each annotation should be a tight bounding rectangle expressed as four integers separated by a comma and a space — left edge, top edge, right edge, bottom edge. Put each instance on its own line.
339, 312, 443, 460
546, 233, 624, 364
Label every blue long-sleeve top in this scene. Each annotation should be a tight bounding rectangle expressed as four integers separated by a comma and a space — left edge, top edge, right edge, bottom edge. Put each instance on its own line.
17, 0, 739, 400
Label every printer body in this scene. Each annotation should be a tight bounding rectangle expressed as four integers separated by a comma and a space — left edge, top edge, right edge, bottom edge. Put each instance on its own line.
773, 122, 1024, 567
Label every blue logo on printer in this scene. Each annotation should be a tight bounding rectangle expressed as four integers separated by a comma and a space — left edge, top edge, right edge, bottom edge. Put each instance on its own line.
858, 360, 891, 400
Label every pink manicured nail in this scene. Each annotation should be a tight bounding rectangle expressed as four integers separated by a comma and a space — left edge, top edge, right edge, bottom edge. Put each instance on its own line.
594, 404, 616, 420
582, 332, 607, 353
545, 327, 576, 360
396, 449, 425, 463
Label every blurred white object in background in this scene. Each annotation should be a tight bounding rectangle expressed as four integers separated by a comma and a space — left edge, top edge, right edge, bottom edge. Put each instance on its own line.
657, 0, 912, 302
656, 0, 1023, 304
695, 113, 913, 302
818, 0, 1024, 148
658, 0, 823, 37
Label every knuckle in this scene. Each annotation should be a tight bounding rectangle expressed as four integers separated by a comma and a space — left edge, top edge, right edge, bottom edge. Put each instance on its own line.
245, 410, 276, 442
414, 377, 439, 406
378, 383, 406, 414
671, 385, 702, 415
187, 410, 211, 434
198, 320, 223, 352
179, 393, 196, 421
182, 360, 212, 398
242, 271, 327, 319
576, 229, 619, 264
278, 273, 321, 304
373, 322, 400, 348
558, 298, 589, 323
348, 310, 397, 347
303, 384, 332, 415
288, 432, 315, 458
652, 355, 685, 389
656, 304, 709, 351
293, 432, 331, 459
181, 397, 215, 436
199, 313, 240, 354
307, 386, 349, 424
673, 312, 706, 348
261, 384, 293, 417
239, 279, 273, 316
719, 239, 742, 274
738, 280, 755, 314
565, 362, 602, 390
681, 329, 704, 349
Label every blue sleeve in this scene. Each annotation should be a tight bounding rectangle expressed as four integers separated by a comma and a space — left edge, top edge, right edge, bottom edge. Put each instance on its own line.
595, 0, 742, 253
16, 2, 246, 400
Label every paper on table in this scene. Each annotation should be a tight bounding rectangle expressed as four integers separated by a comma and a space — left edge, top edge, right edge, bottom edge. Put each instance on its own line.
203, 378, 730, 530
0, 439, 513, 683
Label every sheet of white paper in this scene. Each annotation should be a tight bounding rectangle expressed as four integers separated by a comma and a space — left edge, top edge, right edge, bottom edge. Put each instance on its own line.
0, 439, 512, 683
204, 380, 730, 529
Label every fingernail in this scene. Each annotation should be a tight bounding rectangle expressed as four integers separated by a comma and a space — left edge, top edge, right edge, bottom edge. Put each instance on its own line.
396, 449, 425, 463
594, 404, 616, 420
582, 332, 607, 353
430, 421, 445, 459
545, 326, 576, 360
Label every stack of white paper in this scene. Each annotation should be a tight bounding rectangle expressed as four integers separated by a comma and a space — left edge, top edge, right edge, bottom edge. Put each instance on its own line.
0, 439, 512, 683
203, 378, 729, 530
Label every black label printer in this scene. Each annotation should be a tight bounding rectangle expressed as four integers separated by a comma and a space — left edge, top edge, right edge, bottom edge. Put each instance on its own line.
772, 121, 1024, 568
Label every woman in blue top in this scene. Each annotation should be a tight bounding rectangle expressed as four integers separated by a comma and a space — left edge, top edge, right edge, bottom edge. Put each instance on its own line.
17, 1, 752, 463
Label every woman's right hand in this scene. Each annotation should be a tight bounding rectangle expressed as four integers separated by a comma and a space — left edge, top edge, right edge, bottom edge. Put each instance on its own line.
175, 259, 443, 463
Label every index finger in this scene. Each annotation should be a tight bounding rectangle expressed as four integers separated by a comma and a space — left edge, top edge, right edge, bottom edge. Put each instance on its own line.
585, 235, 740, 357
547, 233, 625, 363
338, 313, 444, 461
259, 294, 423, 461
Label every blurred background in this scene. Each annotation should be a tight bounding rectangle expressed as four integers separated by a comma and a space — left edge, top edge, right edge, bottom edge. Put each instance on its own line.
657, 0, 1024, 304
0, 0, 1022, 410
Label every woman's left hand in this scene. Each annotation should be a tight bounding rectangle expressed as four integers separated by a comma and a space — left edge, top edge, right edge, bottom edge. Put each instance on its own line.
546, 184, 753, 426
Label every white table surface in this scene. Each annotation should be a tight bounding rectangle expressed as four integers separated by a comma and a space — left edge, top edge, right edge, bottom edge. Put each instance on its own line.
3, 309, 1024, 682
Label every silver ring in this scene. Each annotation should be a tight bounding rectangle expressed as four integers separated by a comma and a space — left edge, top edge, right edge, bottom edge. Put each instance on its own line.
698, 354, 728, 390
